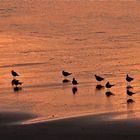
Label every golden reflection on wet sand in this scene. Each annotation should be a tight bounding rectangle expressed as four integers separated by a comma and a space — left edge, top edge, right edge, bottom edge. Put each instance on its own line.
0, 0, 140, 123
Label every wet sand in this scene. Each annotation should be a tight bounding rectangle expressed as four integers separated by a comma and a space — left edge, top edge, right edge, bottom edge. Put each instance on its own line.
0, 0, 140, 121
0, 0, 140, 139
1, 111, 140, 140
0, 111, 36, 125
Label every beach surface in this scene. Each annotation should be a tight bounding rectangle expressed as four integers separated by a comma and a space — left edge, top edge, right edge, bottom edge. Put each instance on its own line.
0, 0, 140, 139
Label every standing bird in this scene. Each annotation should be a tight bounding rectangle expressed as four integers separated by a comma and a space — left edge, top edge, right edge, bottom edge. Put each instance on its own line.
11, 70, 19, 78
62, 70, 72, 77
72, 78, 78, 85
105, 81, 115, 89
126, 74, 134, 82
127, 90, 135, 96
94, 74, 104, 82
11, 79, 22, 87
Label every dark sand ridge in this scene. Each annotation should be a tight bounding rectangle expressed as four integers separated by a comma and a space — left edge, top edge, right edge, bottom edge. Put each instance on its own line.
1, 111, 140, 140
0, 111, 37, 125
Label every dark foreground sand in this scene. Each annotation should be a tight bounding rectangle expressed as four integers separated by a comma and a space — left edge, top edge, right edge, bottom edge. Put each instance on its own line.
1, 112, 140, 140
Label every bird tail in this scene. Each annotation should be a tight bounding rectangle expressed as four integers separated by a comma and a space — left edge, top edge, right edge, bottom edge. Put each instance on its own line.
19, 82, 23, 85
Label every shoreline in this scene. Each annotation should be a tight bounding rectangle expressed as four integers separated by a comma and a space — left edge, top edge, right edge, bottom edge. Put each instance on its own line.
21, 110, 136, 125
1, 111, 140, 140
23, 108, 140, 125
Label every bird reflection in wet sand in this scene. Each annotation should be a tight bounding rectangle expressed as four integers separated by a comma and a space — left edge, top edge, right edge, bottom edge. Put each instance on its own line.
72, 86, 78, 95
127, 99, 135, 104
105, 91, 115, 97
11, 79, 23, 92
127, 89, 135, 96
62, 79, 71, 83
126, 85, 133, 89
13, 87, 22, 92
96, 84, 104, 90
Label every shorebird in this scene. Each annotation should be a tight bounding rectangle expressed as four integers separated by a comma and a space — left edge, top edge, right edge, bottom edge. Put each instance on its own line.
11, 70, 19, 77
72, 78, 78, 85
127, 99, 135, 104
94, 74, 104, 82
11, 79, 22, 87
105, 91, 115, 97
105, 82, 115, 89
126, 74, 134, 82
127, 89, 135, 96
62, 70, 72, 77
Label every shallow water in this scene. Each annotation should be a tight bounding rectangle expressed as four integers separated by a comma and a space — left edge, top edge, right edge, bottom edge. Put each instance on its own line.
0, 0, 140, 123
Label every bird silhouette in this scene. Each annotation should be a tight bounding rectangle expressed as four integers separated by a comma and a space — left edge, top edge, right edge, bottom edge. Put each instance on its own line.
72, 78, 78, 85
11, 70, 19, 77
11, 79, 17, 86
126, 74, 134, 82
127, 99, 135, 104
11, 79, 22, 87
62, 70, 72, 77
94, 74, 104, 82
105, 82, 115, 89
127, 90, 135, 96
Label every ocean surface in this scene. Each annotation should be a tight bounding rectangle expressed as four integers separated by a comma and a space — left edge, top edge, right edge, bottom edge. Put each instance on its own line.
0, 0, 140, 123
